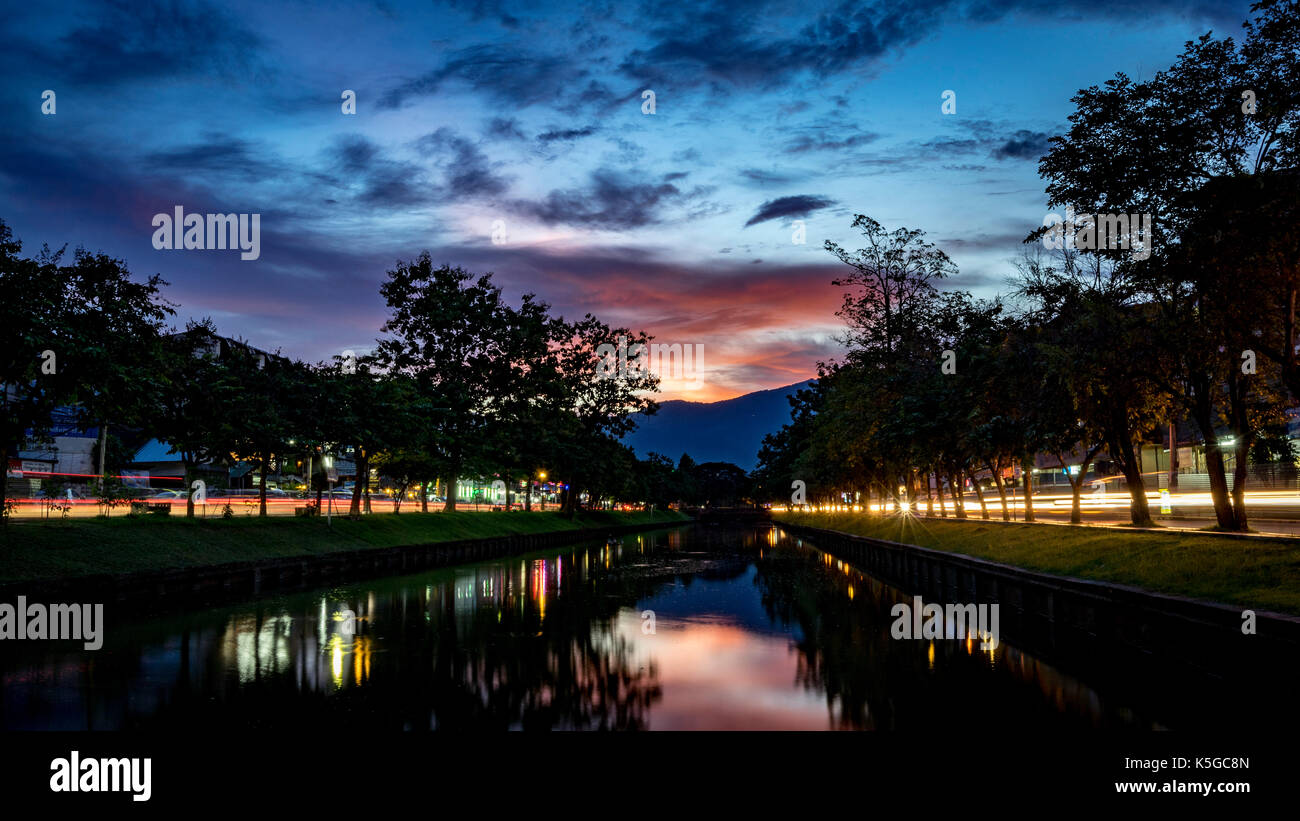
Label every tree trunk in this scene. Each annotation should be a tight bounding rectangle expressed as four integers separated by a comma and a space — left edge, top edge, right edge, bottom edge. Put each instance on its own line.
184, 460, 195, 518
1202, 436, 1235, 529
1106, 410, 1153, 527
1123, 464, 1153, 527
1190, 394, 1237, 529
936, 472, 947, 517
1231, 439, 1250, 531
350, 449, 365, 518
987, 458, 1010, 521
442, 462, 458, 512
1060, 449, 1099, 525
421, 482, 429, 513
948, 472, 966, 519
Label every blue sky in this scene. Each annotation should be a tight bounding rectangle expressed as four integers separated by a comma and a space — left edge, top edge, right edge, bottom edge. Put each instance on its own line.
0, 0, 1255, 399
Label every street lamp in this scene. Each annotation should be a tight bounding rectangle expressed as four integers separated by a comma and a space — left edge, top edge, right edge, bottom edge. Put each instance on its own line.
323, 455, 335, 525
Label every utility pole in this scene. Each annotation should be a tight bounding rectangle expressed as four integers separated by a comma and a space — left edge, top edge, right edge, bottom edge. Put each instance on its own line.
1168, 421, 1178, 492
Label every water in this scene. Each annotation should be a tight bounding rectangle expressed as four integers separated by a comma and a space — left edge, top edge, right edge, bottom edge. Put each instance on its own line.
0, 525, 1167, 730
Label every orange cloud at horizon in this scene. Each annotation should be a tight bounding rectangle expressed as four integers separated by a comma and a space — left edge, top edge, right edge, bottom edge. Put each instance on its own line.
493, 248, 851, 401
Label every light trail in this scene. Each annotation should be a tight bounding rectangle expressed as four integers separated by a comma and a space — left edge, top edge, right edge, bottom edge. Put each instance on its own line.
778, 488, 1300, 515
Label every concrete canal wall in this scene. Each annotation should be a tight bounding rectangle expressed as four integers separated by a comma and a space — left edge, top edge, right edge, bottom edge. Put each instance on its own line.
2, 519, 690, 612
777, 520, 1300, 708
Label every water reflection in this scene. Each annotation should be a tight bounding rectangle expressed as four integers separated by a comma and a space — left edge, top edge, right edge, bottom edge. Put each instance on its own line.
1, 525, 1180, 730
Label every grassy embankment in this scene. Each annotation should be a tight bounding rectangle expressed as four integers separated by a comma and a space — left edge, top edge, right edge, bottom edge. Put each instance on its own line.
775, 511, 1300, 616
0, 509, 691, 585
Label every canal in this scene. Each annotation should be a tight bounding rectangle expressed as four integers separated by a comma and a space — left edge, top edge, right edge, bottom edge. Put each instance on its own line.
1, 524, 1175, 730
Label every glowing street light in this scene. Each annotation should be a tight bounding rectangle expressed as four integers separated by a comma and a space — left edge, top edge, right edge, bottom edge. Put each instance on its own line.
323, 454, 335, 524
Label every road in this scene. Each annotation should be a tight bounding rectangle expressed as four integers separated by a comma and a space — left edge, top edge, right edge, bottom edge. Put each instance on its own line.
12, 489, 1300, 536
913, 489, 1300, 537
3, 496, 550, 520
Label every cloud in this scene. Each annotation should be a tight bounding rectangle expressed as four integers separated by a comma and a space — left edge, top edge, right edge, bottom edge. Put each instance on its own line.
617, 0, 1252, 93
145, 135, 282, 181
508, 168, 692, 230
991, 129, 1051, 160
415, 128, 512, 198
920, 136, 984, 154
18, 0, 264, 86
379, 45, 585, 110
617, 0, 943, 90
334, 135, 380, 172
537, 126, 598, 142
444, 0, 522, 28
330, 135, 437, 207
558, 80, 637, 114
921, 121, 1053, 162
740, 168, 802, 186
744, 195, 835, 227
784, 131, 879, 154
938, 229, 1038, 253
484, 117, 528, 141
0, 0, 1258, 404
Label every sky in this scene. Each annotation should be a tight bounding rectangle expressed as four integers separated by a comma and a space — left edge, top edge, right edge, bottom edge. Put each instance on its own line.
0, 0, 1256, 400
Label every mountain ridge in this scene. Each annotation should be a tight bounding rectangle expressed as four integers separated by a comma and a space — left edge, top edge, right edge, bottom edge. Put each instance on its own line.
622, 379, 814, 470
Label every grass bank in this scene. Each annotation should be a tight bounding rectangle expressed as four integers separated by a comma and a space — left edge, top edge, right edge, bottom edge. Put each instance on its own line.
775, 511, 1300, 616
0, 509, 691, 585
